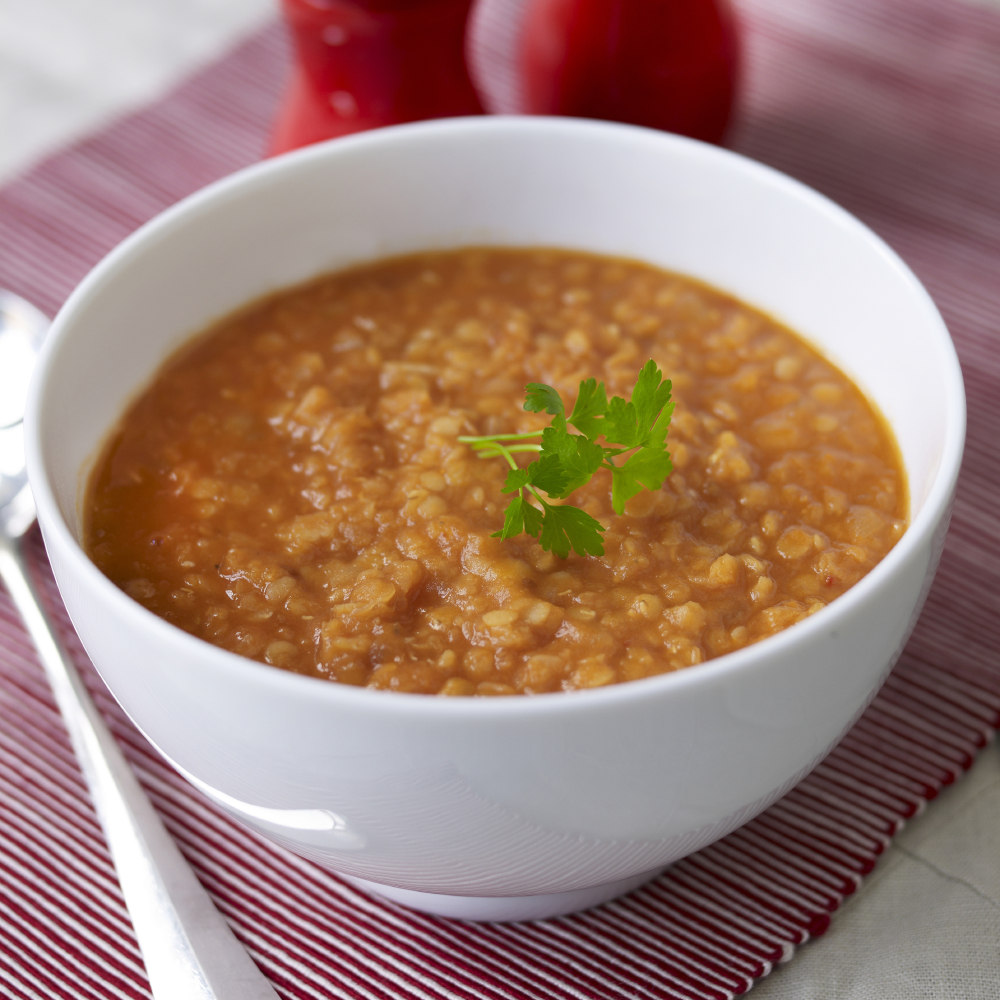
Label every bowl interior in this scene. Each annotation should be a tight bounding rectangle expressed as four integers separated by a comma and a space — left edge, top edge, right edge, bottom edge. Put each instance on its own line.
31, 117, 961, 563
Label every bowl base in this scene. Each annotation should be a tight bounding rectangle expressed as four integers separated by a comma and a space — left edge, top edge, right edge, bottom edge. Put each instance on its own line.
341, 868, 663, 921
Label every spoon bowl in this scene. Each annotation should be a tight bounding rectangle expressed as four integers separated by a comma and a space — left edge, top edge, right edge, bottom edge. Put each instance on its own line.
0, 292, 47, 529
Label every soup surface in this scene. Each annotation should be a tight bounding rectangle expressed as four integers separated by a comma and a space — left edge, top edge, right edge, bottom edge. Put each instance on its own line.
87, 248, 907, 695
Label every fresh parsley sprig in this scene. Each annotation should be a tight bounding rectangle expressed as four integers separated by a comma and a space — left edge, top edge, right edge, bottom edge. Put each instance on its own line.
458, 360, 674, 558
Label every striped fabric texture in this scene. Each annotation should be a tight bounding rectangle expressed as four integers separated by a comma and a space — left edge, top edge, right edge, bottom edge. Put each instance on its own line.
2, 0, 1000, 996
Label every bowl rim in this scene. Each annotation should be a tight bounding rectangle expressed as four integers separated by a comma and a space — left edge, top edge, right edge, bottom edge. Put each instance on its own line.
25, 115, 967, 721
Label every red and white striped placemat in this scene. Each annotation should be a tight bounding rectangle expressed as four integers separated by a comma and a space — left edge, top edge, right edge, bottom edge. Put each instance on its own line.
2, 1, 1000, 996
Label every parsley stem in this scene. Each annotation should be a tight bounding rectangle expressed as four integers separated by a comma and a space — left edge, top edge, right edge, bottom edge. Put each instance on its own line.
478, 440, 520, 471
473, 444, 541, 457
458, 431, 542, 444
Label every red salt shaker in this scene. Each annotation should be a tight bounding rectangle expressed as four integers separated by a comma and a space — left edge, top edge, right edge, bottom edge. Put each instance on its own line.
271, 0, 485, 154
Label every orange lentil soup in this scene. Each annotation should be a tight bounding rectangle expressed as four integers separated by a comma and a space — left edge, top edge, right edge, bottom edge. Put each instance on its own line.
86, 248, 907, 695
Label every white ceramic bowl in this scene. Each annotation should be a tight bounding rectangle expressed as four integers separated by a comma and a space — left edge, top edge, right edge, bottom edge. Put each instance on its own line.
26, 117, 965, 921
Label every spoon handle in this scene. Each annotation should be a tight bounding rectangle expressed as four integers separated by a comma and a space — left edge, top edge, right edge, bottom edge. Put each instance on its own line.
0, 534, 278, 1000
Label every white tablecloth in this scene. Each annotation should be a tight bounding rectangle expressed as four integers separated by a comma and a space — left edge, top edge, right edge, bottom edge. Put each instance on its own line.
1, 0, 998, 994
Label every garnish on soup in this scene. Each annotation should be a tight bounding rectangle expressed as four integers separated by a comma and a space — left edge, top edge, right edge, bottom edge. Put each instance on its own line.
86, 248, 907, 695
459, 360, 674, 557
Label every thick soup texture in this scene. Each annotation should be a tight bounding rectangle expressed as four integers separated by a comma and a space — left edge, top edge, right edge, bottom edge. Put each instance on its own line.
87, 249, 907, 695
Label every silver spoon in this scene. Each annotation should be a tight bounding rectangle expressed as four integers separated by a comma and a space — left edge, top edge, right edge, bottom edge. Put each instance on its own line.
0, 290, 278, 1000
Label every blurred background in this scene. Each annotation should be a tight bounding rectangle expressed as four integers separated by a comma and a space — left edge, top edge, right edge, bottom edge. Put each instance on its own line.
0, 0, 272, 184
3, 0, 998, 183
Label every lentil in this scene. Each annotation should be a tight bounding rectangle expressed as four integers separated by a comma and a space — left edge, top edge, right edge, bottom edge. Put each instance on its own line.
86, 248, 907, 695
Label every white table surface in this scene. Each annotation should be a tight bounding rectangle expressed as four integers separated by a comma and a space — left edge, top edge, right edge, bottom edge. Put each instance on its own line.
1, 0, 998, 995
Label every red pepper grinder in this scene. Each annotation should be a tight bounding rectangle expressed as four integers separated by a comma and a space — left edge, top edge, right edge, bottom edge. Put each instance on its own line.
466, 0, 739, 144
271, 0, 486, 154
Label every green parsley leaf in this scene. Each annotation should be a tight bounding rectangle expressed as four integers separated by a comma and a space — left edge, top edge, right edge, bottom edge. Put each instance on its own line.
527, 453, 572, 497
645, 398, 675, 453
610, 447, 674, 515
539, 425, 604, 497
602, 360, 673, 449
631, 359, 674, 439
602, 394, 640, 448
524, 383, 565, 416
538, 422, 576, 463
501, 467, 532, 493
493, 496, 527, 539
538, 503, 606, 558
567, 378, 608, 439
522, 499, 544, 537
493, 495, 545, 540
502, 454, 570, 497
